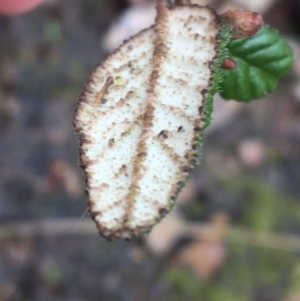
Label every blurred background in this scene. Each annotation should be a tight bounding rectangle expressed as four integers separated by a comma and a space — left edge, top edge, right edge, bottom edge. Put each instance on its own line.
0, 0, 300, 300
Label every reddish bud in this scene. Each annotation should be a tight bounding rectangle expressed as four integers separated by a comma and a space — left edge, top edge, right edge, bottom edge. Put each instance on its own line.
221, 58, 237, 70
221, 10, 264, 39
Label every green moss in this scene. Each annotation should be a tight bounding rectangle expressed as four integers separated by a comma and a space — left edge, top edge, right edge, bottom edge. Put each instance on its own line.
220, 176, 300, 231
164, 267, 205, 301
164, 266, 247, 301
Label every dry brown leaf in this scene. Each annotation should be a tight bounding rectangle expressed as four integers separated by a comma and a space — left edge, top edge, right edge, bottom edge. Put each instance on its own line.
48, 160, 82, 197
178, 213, 229, 279
103, 2, 156, 52
146, 211, 185, 254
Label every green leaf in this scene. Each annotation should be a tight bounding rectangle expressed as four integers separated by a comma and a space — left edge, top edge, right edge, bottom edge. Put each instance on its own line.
220, 25, 293, 102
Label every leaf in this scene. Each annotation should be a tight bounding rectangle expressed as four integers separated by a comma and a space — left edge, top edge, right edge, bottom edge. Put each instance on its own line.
220, 25, 293, 101
74, 6, 224, 240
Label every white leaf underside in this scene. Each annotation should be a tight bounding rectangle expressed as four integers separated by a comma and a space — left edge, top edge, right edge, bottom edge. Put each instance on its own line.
74, 5, 220, 239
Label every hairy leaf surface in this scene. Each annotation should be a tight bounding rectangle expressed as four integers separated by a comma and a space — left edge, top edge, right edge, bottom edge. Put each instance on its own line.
74, 6, 225, 239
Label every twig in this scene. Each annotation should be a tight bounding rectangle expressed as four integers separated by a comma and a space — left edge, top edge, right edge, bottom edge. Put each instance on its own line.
1, 218, 300, 253
0, 218, 97, 239
185, 223, 300, 253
